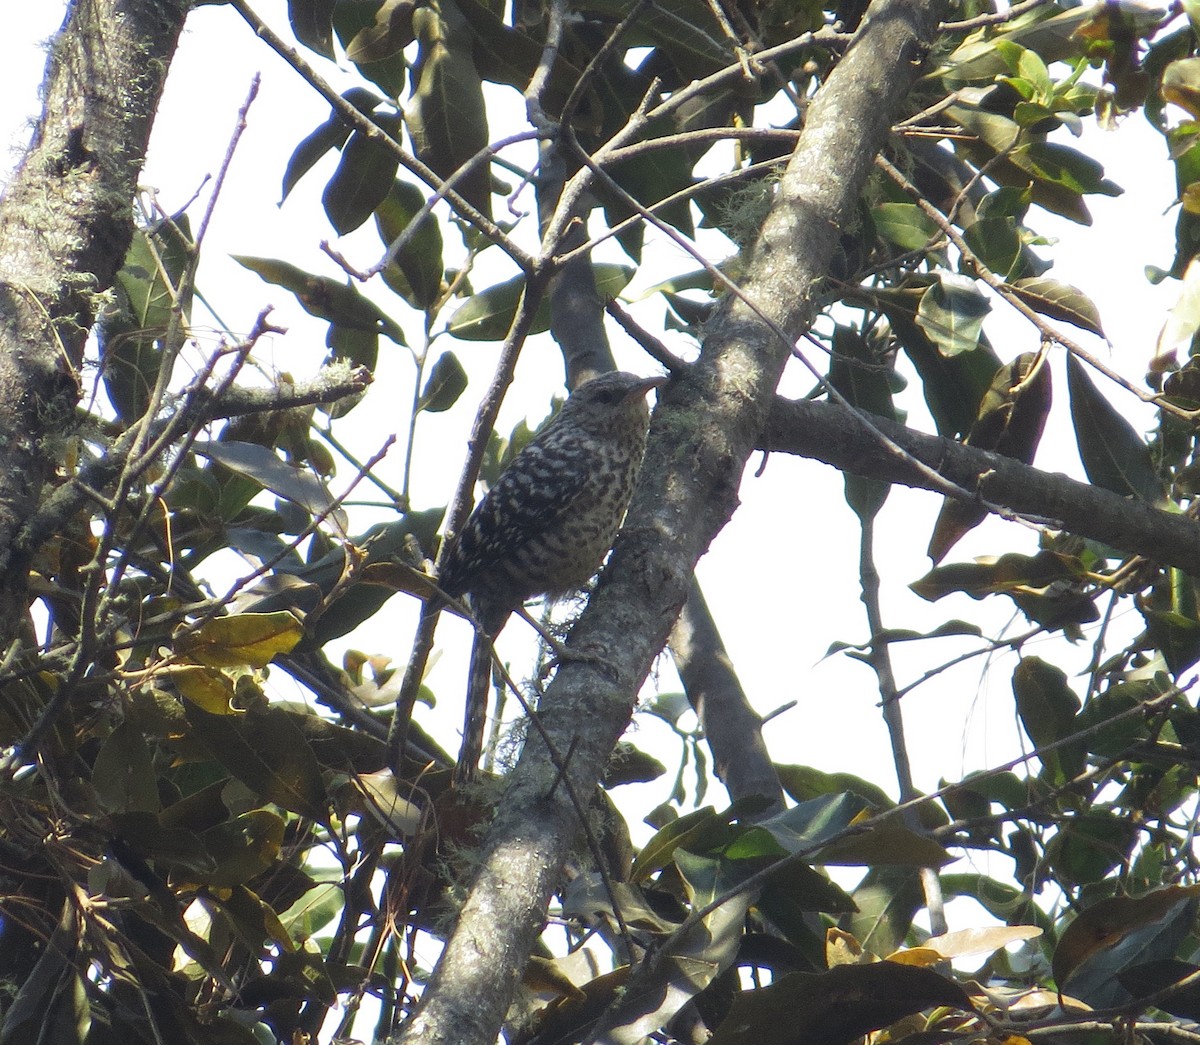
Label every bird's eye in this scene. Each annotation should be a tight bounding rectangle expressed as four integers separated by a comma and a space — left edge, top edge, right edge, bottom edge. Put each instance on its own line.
595, 389, 620, 404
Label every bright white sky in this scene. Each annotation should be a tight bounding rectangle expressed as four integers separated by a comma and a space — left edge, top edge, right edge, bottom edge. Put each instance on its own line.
2, 3, 1186, 897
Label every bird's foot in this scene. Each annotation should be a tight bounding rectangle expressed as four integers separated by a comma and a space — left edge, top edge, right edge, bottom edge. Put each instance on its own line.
545, 646, 621, 683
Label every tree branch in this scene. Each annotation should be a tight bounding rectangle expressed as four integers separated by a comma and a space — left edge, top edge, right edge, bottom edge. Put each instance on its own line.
759, 396, 1200, 575
668, 577, 785, 813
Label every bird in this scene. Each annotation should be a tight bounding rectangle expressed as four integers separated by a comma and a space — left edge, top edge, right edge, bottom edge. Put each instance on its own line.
438, 370, 667, 783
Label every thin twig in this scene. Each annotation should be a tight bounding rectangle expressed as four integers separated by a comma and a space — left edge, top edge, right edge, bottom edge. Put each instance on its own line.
940, 0, 1051, 33
388, 273, 552, 771
858, 507, 948, 935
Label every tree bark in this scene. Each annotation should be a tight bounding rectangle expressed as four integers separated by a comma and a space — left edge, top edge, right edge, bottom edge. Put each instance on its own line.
394, 0, 948, 1041
0, 0, 189, 636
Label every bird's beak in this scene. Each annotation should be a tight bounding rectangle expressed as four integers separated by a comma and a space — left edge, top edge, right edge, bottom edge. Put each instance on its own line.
634, 374, 669, 398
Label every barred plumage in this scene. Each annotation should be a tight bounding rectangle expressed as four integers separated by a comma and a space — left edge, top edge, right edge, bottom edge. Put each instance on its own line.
439, 370, 666, 781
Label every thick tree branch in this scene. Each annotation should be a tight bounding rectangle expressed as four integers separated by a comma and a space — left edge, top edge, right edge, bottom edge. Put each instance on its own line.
0, 0, 190, 635
394, 0, 948, 1040
759, 396, 1200, 575
668, 577, 785, 812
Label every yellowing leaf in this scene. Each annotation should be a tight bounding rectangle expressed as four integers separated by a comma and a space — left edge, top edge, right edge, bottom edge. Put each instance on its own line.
826, 927, 864, 967
885, 946, 944, 967
1163, 58, 1200, 119
174, 664, 236, 714
176, 612, 304, 669
354, 769, 424, 836
924, 925, 1042, 960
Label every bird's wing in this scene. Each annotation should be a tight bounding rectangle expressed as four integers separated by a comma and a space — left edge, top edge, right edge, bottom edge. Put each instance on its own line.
439, 434, 591, 594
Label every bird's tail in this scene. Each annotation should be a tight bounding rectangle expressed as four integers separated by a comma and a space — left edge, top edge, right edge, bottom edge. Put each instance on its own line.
453, 631, 492, 785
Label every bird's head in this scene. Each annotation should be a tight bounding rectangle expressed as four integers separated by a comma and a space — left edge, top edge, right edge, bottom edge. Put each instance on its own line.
558, 371, 668, 433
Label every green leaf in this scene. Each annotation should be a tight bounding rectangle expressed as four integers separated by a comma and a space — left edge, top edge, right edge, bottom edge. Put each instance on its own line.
446, 264, 634, 340
289, 710, 390, 773
446, 272, 528, 340
753, 793, 870, 857
1011, 656, 1086, 783
1012, 140, 1124, 201
1073, 680, 1158, 757
913, 550, 1085, 601
1013, 99, 1058, 128
375, 178, 445, 308
417, 351, 468, 412
758, 866, 859, 928
1053, 885, 1200, 996
871, 202, 940, 252
874, 284, 1001, 437
1118, 959, 1200, 1018
813, 825, 953, 868
234, 255, 406, 347
93, 720, 160, 815
333, 0, 409, 96
185, 705, 329, 821
605, 145, 696, 240
278, 880, 344, 940
1, 916, 91, 1045
630, 806, 731, 881
326, 322, 380, 371
776, 765, 896, 810
289, 0, 337, 59
1008, 277, 1105, 336
344, 0, 415, 63
576, 0, 733, 77
406, 0, 491, 219
706, 963, 971, 1045
830, 325, 895, 520
99, 217, 194, 423
1065, 354, 1166, 503
995, 39, 1053, 95
1141, 575, 1200, 675
915, 275, 991, 358
282, 91, 386, 204
946, 102, 1118, 223
962, 216, 1047, 281
848, 867, 924, 959
961, 351, 1051, 462
191, 809, 287, 889
927, 352, 1052, 562
322, 115, 402, 235
220, 884, 298, 954
824, 620, 984, 659
194, 440, 347, 531
108, 811, 215, 875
